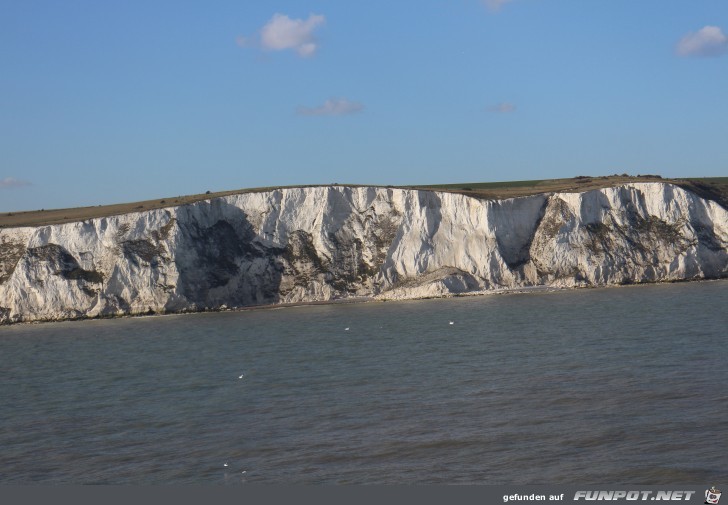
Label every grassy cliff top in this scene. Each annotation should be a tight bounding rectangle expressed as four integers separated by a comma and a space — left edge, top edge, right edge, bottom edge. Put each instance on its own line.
1, 175, 727, 229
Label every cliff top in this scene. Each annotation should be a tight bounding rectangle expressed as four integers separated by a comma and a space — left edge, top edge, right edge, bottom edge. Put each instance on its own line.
1, 175, 726, 229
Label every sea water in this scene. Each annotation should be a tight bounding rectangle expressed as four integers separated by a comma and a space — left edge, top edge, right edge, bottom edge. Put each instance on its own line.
1, 281, 726, 484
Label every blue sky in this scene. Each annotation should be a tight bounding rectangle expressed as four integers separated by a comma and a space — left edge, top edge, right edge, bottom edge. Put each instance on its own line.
1, 0, 727, 211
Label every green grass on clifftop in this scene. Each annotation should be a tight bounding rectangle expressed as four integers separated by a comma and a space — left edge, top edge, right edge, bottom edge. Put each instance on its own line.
1, 175, 727, 228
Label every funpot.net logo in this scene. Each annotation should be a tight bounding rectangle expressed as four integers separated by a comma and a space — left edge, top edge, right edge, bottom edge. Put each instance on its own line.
705, 487, 721, 505
573, 490, 696, 501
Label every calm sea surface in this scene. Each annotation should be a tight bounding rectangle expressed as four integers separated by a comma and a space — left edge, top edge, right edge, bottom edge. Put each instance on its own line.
1, 281, 726, 484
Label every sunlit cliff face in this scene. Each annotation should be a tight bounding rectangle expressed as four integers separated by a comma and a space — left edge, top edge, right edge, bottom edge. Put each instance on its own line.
1, 183, 726, 324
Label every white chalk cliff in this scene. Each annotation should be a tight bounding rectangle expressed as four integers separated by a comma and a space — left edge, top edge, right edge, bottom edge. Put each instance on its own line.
1, 183, 726, 324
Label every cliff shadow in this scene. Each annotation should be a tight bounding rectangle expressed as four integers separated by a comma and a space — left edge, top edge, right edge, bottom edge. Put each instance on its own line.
417, 191, 442, 239
491, 194, 548, 270
171, 199, 286, 310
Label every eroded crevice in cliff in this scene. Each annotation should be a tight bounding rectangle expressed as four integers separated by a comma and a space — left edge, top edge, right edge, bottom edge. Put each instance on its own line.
529, 196, 577, 280
367, 214, 400, 293
318, 200, 401, 296
418, 191, 442, 238
325, 232, 370, 294
492, 195, 548, 270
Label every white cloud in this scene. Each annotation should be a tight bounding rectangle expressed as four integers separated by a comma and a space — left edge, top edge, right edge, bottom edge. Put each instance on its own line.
296, 98, 364, 116
0, 177, 31, 189
676, 26, 728, 57
260, 13, 325, 57
488, 102, 516, 113
483, 0, 513, 12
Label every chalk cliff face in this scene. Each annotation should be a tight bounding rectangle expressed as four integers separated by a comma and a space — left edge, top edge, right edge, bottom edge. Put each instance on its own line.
1, 183, 726, 323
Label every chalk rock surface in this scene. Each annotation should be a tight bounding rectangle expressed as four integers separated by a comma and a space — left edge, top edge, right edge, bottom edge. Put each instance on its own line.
1, 183, 726, 323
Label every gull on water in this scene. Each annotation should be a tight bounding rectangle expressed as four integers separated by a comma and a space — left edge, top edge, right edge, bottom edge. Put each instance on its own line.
344, 327, 349, 331
449, 321, 454, 325
238, 374, 244, 379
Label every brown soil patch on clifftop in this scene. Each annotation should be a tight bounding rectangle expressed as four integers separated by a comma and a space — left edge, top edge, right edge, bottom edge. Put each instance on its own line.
1, 176, 726, 229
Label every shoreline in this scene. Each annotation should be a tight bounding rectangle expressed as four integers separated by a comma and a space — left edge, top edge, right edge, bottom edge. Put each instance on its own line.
2, 276, 725, 328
